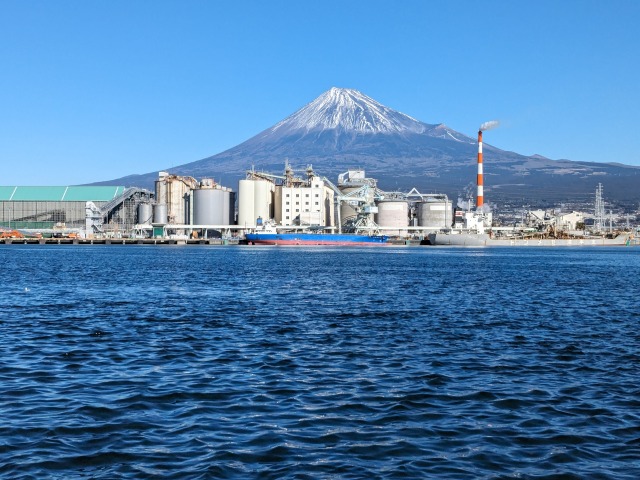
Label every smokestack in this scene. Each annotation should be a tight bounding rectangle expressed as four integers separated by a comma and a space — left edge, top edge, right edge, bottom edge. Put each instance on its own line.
477, 130, 483, 208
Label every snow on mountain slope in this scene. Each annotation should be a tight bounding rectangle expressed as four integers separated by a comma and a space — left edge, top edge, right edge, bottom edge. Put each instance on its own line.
94, 87, 640, 204
266, 87, 470, 143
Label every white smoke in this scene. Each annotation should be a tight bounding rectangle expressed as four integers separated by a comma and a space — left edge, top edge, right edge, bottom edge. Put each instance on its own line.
458, 196, 492, 213
480, 120, 499, 131
457, 197, 471, 210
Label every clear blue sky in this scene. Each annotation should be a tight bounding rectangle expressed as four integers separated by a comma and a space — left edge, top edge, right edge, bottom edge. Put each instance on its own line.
1, 0, 639, 185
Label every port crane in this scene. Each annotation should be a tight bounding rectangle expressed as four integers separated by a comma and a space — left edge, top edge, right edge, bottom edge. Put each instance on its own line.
320, 175, 384, 234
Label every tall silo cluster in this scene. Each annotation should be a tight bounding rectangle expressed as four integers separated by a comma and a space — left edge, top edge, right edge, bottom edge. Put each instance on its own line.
373, 194, 453, 234
141, 172, 237, 230
154, 172, 198, 224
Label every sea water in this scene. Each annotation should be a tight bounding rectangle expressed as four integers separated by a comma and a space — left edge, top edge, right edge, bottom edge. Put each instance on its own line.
0, 245, 639, 479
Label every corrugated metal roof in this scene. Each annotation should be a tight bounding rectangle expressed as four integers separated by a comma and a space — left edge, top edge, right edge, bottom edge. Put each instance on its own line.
0, 187, 17, 200
0, 186, 126, 201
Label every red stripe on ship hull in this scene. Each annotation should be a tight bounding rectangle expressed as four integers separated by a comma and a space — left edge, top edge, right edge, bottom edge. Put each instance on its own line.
249, 240, 387, 246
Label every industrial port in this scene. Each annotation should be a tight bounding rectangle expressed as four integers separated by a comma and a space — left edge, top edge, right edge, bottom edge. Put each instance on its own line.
0, 165, 457, 243
1, 161, 638, 246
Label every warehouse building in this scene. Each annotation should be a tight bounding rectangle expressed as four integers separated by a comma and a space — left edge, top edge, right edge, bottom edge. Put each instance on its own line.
0, 185, 153, 235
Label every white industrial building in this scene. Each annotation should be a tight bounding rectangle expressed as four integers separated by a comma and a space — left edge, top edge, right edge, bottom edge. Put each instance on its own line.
275, 175, 334, 227
237, 165, 335, 228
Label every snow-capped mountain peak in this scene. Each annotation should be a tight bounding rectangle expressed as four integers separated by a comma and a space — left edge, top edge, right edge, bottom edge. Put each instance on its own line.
270, 87, 431, 135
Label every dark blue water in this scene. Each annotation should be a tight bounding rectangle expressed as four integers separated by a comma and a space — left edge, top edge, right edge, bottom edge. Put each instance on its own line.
1, 245, 639, 479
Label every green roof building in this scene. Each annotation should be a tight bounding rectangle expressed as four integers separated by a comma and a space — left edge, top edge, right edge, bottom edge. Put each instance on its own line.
1, 185, 151, 232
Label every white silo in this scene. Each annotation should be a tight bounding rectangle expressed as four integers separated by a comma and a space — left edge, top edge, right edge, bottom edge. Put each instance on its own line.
375, 200, 409, 235
237, 179, 256, 227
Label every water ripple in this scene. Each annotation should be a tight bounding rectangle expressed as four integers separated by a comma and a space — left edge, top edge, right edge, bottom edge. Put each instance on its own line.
0, 245, 639, 479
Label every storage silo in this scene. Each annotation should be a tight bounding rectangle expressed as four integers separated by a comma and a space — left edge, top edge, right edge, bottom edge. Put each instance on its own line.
417, 199, 452, 229
375, 200, 409, 235
237, 179, 255, 227
152, 204, 168, 225
222, 188, 230, 225
339, 186, 362, 224
254, 180, 272, 222
137, 203, 153, 225
222, 188, 236, 225
193, 188, 225, 225
238, 179, 272, 226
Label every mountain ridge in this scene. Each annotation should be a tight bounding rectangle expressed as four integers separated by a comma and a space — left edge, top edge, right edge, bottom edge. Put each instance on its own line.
94, 87, 640, 205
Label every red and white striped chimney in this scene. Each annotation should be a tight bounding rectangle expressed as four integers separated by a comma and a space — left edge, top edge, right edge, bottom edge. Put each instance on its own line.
477, 130, 484, 208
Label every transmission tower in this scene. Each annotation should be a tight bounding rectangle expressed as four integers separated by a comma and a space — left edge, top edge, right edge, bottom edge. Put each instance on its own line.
594, 183, 605, 233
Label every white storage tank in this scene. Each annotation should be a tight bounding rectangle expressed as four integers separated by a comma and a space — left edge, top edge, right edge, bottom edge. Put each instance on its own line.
418, 199, 452, 229
254, 180, 272, 222
238, 179, 272, 226
237, 179, 255, 227
375, 201, 409, 234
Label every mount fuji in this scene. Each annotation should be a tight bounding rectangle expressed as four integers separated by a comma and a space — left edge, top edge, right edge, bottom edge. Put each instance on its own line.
99, 87, 640, 205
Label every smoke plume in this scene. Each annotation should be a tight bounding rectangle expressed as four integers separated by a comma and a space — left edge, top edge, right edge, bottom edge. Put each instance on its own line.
480, 120, 499, 131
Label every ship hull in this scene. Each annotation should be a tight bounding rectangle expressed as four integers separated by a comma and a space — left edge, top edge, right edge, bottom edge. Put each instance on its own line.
428, 233, 633, 247
245, 233, 388, 246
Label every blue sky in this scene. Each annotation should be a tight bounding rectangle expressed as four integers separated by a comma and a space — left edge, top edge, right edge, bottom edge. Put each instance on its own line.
1, 0, 639, 185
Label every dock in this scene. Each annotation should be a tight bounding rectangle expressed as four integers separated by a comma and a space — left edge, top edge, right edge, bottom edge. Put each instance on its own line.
0, 238, 241, 246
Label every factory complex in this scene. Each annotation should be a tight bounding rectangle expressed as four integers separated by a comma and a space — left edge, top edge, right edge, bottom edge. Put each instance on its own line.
0, 165, 458, 242
1, 161, 635, 245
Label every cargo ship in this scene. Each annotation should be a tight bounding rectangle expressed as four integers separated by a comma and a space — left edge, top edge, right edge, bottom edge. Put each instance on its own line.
427, 231, 634, 247
245, 232, 388, 246
245, 222, 388, 246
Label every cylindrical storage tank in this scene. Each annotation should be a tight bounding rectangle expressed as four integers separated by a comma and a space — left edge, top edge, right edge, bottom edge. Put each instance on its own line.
417, 200, 452, 229
375, 201, 409, 234
137, 203, 153, 225
155, 180, 167, 206
213, 189, 225, 225
193, 189, 225, 225
237, 179, 255, 226
152, 203, 168, 225
253, 180, 272, 222
229, 191, 237, 224
339, 186, 363, 225
222, 190, 231, 225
